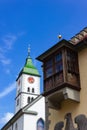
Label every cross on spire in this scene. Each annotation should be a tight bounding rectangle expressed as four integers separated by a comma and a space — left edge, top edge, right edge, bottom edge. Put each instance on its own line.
28, 44, 31, 58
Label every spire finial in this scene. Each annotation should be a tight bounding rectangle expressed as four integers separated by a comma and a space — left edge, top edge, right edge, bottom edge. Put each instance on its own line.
58, 33, 62, 40
28, 44, 31, 58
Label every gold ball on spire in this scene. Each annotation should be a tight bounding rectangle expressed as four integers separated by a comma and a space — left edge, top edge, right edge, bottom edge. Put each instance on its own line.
58, 34, 62, 39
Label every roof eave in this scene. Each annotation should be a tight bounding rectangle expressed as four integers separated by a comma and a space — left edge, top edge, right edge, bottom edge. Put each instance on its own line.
36, 39, 75, 62
75, 38, 87, 51
16, 71, 41, 81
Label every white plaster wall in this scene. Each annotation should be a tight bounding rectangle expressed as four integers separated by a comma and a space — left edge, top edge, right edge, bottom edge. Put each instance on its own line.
24, 97, 45, 130
21, 74, 40, 94
20, 93, 37, 108
15, 93, 38, 113
15, 76, 22, 113
6, 115, 24, 130
16, 76, 22, 96
15, 94, 21, 113
15, 73, 40, 113
3, 97, 45, 130
16, 74, 40, 96
13, 115, 24, 130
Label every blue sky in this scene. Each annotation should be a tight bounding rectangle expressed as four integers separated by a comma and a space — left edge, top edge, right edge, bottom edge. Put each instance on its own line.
0, 0, 87, 128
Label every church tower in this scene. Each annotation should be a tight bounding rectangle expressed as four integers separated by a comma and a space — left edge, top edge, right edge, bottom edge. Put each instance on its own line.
15, 48, 40, 113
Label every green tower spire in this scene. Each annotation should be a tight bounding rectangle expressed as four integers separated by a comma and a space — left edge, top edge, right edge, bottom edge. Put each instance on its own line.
22, 56, 40, 76
17, 47, 40, 80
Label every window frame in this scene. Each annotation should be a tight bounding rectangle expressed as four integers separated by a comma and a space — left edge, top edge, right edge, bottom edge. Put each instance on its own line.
32, 88, 34, 93
27, 97, 30, 103
44, 51, 63, 78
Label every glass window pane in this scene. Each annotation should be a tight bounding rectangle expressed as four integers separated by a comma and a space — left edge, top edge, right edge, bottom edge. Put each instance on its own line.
55, 64, 63, 72
55, 60, 63, 73
55, 52, 62, 62
45, 59, 52, 68
37, 118, 44, 130
46, 67, 53, 77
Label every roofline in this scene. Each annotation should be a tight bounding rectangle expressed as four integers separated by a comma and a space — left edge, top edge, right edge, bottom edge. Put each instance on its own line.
23, 95, 43, 111
1, 109, 22, 130
16, 71, 41, 81
1, 105, 38, 130
36, 39, 75, 62
69, 27, 87, 44
75, 37, 87, 51
36, 27, 87, 62
15, 92, 39, 100
1, 95, 43, 130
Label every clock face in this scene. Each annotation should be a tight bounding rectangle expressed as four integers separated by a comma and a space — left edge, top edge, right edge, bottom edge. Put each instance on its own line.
27, 77, 35, 84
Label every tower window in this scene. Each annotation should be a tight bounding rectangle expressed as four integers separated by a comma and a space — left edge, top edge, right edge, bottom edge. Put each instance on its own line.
17, 89, 20, 95
15, 123, 18, 130
27, 87, 30, 92
31, 97, 34, 102
27, 97, 30, 103
17, 99, 19, 106
32, 88, 34, 93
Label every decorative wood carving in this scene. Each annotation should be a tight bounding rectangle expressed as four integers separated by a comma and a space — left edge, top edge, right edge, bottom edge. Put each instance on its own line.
54, 121, 64, 130
75, 114, 87, 130
65, 113, 77, 130
54, 113, 87, 130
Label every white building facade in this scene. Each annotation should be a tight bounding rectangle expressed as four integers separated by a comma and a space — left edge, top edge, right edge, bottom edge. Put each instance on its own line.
1, 52, 45, 130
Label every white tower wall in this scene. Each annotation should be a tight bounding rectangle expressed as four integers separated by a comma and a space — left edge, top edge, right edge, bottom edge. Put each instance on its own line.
15, 73, 40, 113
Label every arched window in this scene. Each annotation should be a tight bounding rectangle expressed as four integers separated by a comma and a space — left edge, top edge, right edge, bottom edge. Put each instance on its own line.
31, 97, 34, 102
15, 123, 18, 130
17, 99, 19, 106
27, 97, 30, 103
32, 88, 34, 93
37, 118, 45, 130
27, 87, 30, 92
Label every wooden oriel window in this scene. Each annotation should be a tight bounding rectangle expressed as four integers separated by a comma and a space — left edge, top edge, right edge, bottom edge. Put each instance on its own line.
44, 51, 63, 78
55, 51, 63, 73
44, 51, 64, 91
66, 49, 80, 87
67, 49, 79, 74
45, 59, 53, 78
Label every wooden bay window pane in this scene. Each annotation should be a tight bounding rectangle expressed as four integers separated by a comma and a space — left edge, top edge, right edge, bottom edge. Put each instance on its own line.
46, 67, 53, 77
45, 58, 53, 78
45, 59, 52, 68
55, 52, 62, 62
55, 61, 63, 73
